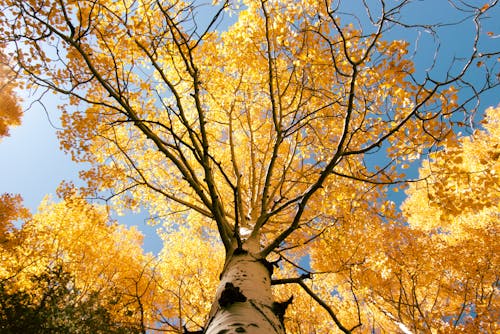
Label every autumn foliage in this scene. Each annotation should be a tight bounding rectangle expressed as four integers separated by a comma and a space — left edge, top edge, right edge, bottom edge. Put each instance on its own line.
0, 0, 499, 333
0, 47, 22, 138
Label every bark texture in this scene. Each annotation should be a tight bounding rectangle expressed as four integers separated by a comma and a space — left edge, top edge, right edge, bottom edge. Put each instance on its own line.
204, 252, 284, 334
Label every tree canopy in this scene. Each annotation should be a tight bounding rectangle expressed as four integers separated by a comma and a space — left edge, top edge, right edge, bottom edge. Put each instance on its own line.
0, 0, 498, 332
0, 46, 22, 138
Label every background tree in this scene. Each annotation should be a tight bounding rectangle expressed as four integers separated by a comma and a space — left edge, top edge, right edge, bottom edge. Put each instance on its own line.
0, 193, 30, 248
154, 216, 224, 332
398, 105, 499, 332
0, 192, 160, 333
1, 0, 498, 332
0, 46, 22, 138
0, 265, 138, 334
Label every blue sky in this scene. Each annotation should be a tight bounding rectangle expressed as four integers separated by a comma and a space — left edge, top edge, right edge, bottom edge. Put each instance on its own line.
1, 1, 498, 255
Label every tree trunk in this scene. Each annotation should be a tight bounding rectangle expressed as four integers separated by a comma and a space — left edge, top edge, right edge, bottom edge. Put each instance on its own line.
204, 251, 285, 334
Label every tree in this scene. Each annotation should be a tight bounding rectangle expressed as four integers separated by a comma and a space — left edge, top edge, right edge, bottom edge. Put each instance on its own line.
0, 264, 138, 334
154, 216, 224, 331
1, 0, 498, 332
0, 46, 22, 138
398, 105, 499, 332
0, 193, 160, 333
0, 193, 30, 247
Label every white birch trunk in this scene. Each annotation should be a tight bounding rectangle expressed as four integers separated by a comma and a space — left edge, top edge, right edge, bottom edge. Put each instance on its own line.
204, 251, 285, 334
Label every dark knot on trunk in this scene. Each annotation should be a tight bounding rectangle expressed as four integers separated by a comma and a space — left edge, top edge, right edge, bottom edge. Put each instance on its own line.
183, 325, 204, 334
218, 282, 247, 308
272, 295, 294, 325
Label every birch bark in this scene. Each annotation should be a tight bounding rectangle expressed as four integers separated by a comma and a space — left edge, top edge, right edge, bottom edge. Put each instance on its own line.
204, 252, 284, 334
